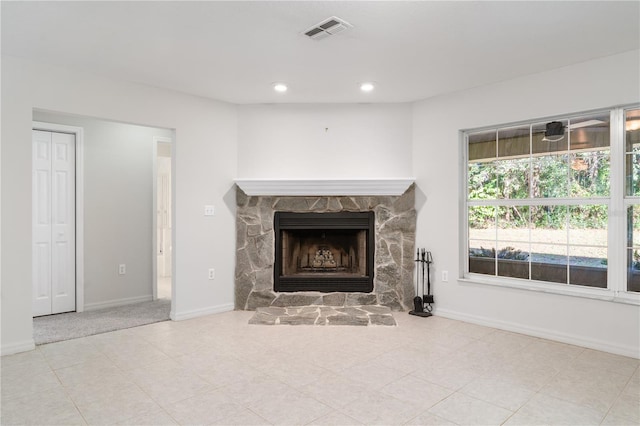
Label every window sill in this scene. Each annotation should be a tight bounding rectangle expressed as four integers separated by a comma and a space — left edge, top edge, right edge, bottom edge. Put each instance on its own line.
460, 274, 640, 306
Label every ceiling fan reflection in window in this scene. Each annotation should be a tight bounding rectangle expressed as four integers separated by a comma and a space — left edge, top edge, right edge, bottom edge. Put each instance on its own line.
541, 119, 607, 143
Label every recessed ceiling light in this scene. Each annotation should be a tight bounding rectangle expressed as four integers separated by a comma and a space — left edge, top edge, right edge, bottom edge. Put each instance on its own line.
360, 82, 375, 92
273, 83, 288, 93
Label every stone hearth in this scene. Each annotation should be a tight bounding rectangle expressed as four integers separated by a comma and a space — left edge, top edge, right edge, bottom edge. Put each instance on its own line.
248, 305, 397, 326
235, 185, 416, 311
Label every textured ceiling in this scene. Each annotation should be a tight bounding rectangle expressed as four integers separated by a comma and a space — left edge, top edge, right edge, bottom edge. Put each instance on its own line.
2, 1, 639, 104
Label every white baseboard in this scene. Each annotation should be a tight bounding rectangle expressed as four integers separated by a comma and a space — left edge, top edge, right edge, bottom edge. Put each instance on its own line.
84, 295, 153, 311
171, 303, 234, 321
435, 308, 640, 359
2, 339, 36, 356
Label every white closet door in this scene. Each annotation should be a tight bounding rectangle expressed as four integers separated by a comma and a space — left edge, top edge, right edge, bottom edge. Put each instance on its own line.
32, 130, 76, 316
32, 130, 53, 316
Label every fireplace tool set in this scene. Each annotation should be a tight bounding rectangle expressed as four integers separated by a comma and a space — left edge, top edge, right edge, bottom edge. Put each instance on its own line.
409, 248, 434, 317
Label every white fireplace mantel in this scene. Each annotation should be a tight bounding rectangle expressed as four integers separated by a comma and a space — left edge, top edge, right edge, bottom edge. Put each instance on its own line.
234, 178, 415, 196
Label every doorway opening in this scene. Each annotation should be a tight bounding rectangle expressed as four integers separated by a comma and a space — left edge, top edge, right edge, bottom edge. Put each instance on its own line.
31, 112, 175, 344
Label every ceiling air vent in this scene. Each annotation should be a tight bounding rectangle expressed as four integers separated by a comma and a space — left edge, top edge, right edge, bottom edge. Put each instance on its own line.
304, 16, 353, 40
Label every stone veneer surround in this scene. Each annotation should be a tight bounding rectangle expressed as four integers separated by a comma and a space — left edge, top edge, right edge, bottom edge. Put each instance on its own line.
235, 185, 416, 311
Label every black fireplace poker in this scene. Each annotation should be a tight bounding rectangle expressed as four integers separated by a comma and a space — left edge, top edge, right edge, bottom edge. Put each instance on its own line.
409, 248, 434, 318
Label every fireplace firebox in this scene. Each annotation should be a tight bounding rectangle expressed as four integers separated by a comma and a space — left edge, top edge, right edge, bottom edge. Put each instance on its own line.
274, 211, 375, 292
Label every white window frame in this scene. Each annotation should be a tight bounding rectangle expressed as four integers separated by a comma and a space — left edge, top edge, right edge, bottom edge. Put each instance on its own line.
460, 105, 640, 306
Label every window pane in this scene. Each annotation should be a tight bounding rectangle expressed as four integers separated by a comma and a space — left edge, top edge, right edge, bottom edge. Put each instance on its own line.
532, 120, 568, 154
531, 154, 569, 198
625, 109, 640, 151
626, 205, 640, 293
569, 246, 607, 288
469, 206, 496, 276
568, 205, 607, 289
498, 126, 530, 158
468, 131, 496, 162
496, 158, 529, 199
531, 206, 567, 244
531, 243, 567, 284
569, 113, 610, 151
468, 161, 497, 200
627, 249, 640, 293
625, 153, 640, 196
497, 206, 529, 242
626, 205, 640, 249
625, 109, 640, 196
497, 243, 529, 279
468, 206, 496, 241
569, 205, 608, 240
469, 240, 496, 276
570, 151, 610, 197
530, 206, 568, 284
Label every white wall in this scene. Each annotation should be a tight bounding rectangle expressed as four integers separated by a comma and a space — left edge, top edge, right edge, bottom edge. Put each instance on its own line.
237, 104, 413, 179
4, 49, 639, 358
413, 50, 640, 357
1, 55, 238, 354
33, 112, 172, 308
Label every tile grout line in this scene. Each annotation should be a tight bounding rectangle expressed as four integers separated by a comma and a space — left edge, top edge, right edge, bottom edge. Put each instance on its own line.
47, 349, 91, 426
597, 363, 640, 425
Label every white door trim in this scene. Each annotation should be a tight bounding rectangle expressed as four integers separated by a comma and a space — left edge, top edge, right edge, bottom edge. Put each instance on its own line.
32, 121, 85, 312
152, 136, 173, 301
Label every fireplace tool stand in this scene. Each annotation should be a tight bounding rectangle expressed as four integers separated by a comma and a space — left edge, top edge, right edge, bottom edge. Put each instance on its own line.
409, 248, 434, 317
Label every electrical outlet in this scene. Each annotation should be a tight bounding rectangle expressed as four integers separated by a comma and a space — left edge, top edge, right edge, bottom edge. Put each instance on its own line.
119, 264, 126, 275
204, 205, 215, 216
442, 270, 448, 282
208, 268, 215, 280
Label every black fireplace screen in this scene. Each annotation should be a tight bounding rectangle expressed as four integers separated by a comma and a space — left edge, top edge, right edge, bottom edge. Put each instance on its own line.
274, 211, 375, 292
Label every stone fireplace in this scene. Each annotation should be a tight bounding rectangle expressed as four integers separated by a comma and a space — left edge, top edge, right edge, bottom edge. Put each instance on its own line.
234, 183, 416, 311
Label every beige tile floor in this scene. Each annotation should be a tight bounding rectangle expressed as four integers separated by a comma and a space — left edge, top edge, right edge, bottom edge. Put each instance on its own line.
1, 311, 639, 425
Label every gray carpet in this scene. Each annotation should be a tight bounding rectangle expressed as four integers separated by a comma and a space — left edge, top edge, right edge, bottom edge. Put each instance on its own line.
33, 299, 171, 345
